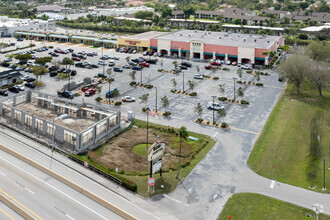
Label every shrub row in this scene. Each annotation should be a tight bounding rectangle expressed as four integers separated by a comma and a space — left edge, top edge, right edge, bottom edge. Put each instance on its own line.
218, 97, 227, 101
131, 82, 153, 89
246, 70, 252, 74
115, 101, 122, 105
163, 111, 171, 116
241, 100, 249, 105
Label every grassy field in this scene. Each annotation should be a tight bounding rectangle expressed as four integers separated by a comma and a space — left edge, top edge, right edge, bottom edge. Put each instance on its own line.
74, 119, 216, 197
248, 82, 330, 193
219, 193, 330, 220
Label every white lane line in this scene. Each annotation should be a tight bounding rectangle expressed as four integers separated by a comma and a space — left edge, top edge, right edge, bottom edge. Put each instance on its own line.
212, 132, 218, 138
0, 170, 6, 176
164, 195, 189, 207
0, 133, 159, 220
0, 155, 109, 220
270, 180, 276, 189
171, 116, 183, 120
65, 214, 75, 220
25, 188, 35, 195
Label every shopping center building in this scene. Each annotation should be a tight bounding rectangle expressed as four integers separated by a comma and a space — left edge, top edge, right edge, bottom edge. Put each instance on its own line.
150, 30, 284, 65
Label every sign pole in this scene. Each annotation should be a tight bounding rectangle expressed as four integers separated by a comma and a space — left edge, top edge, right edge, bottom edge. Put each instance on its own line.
147, 109, 152, 177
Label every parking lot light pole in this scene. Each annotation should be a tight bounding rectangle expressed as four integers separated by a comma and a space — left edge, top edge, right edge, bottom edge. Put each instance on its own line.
155, 87, 158, 112
233, 77, 237, 102
183, 71, 185, 92
212, 96, 216, 124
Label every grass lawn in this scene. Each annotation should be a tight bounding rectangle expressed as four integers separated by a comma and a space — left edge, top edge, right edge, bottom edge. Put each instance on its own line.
248, 82, 330, 193
74, 119, 216, 198
219, 193, 330, 220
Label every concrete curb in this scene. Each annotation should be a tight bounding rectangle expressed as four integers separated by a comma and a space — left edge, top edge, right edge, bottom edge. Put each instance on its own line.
0, 143, 137, 220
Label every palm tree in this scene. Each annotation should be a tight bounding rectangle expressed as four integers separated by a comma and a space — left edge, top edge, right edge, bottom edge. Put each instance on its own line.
176, 126, 188, 179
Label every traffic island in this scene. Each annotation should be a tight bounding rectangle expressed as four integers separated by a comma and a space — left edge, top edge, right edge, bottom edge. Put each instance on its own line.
129, 82, 154, 89
71, 119, 216, 198
157, 69, 180, 74
98, 98, 122, 106
141, 108, 172, 117
170, 89, 197, 96
194, 118, 229, 128
218, 97, 249, 105
236, 81, 264, 87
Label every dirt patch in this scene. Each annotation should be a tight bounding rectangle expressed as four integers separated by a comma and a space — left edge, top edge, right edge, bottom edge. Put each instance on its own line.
88, 127, 193, 173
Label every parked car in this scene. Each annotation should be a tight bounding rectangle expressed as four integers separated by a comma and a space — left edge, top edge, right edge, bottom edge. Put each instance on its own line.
8, 86, 20, 93
20, 75, 29, 80
194, 74, 203, 80
4, 58, 12, 62
100, 55, 109, 60
226, 60, 231, 65
146, 59, 157, 64
15, 66, 25, 71
86, 52, 94, 57
98, 73, 107, 78
49, 71, 58, 77
0, 90, 8, 96
84, 88, 96, 96
179, 65, 187, 70
211, 61, 221, 66
114, 67, 123, 72
81, 84, 96, 92
106, 88, 118, 98
139, 62, 150, 67
207, 102, 224, 110
108, 61, 115, 66
132, 66, 141, 70
1, 62, 10, 67
71, 57, 81, 61
92, 52, 98, 56
75, 62, 85, 68
58, 67, 65, 73
68, 48, 74, 53
205, 65, 213, 69
71, 70, 77, 76
49, 52, 59, 57
123, 64, 130, 69
112, 56, 119, 60
89, 64, 99, 68
122, 96, 135, 102
181, 62, 192, 67
172, 67, 181, 72
25, 82, 36, 88
25, 77, 36, 82
143, 51, 148, 56
128, 61, 138, 66
17, 84, 25, 91
232, 61, 237, 66
9, 65, 17, 69
98, 60, 107, 65
57, 89, 74, 99
17, 38, 23, 41
242, 64, 251, 70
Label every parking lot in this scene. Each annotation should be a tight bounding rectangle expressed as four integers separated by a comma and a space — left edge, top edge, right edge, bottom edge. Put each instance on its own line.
0, 40, 285, 129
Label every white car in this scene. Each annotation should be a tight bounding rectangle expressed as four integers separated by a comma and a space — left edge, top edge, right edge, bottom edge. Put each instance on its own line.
194, 74, 203, 80
98, 60, 107, 65
20, 75, 29, 80
4, 57, 12, 62
112, 56, 120, 60
226, 60, 231, 65
122, 96, 136, 102
242, 64, 251, 69
207, 102, 224, 110
132, 50, 136, 54
17, 84, 25, 91
92, 51, 98, 56
143, 51, 148, 56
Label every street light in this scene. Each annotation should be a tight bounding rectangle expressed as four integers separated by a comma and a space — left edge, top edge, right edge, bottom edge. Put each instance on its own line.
155, 86, 158, 112
233, 77, 237, 102
212, 96, 216, 124
182, 71, 185, 92
312, 204, 323, 220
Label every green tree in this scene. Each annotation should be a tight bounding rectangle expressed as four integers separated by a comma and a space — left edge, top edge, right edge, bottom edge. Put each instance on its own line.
35, 56, 52, 66
160, 59, 164, 69
196, 65, 200, 74
62, 57, 74, 71
14, 53, 32, 62
237, 87, 244, 98
218, 83, 225, 96
172, 61, 178, 68
308, 41, 330, 61
194, 102, 203, 119
217, 108, 226, 123
139, 93, 149, 108
106, 68, 112, 102
183, 5, 196, 18
187, 80, 196, 92
308, 61, 330, 96
111, 88, 120, 101
237, 68, 243, 79
129, 70, 136, 82
125, 56, 131, 63
161, 96, 170, 112
176, 126, 189, 179
31, 66, 48, 84
255, 71, 261, 82
211, 66, 217, 77
171, 78, 177, 90
96, 85, 102, 99
278, 53, 309, 94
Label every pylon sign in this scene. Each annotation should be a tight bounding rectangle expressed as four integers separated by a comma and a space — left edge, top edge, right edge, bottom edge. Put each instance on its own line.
147, 141, 165, 161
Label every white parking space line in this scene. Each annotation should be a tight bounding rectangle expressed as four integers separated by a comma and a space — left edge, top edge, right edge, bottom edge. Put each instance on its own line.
0, 170, 6, 176
212, 132, 218, 138
171, 116, 183, 120
25, 187, 35, 195
65, 214, 75, 220
164, 195, 189, 207
270, 180, 276, 189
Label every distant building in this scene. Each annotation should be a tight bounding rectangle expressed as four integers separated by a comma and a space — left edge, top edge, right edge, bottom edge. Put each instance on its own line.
0, 67, 21, 88
36, 5, 69, 13
125, 1, 145, 7
0, 16, 55, 37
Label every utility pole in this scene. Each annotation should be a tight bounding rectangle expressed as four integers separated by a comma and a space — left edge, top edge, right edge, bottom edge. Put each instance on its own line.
212, 96, 216, 124
182, 71, 185, 92
233, 77, 237, 102
155, 87, 158, 112
323, 158, 326, 190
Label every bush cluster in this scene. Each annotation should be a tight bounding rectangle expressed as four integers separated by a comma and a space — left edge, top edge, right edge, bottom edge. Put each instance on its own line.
218, 97, 228, 101
255, 83, 264, 86
213, 77, 219, 80
196, 118, 203, 123
189, 92, 197, 96
163, 111, 171, 116
221, 122, 229, 128
145, 84, 154, 89
115, 101, 122, 105
236, 80, 243, 84
95, 97, 102, 102
246, 70, 252, 74
142, 107, 146, 112
130, 81, 137, 86
241, 100, 249, 105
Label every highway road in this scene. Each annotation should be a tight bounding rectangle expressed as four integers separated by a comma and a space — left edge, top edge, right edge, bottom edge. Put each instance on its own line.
0, 146, 124, 220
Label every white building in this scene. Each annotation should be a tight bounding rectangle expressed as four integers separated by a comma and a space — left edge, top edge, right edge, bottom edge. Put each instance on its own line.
0, 16, 56, 37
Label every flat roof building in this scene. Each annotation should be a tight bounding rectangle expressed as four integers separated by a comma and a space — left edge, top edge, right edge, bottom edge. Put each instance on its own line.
151, 29, 284, 65
0, 16, 55, 37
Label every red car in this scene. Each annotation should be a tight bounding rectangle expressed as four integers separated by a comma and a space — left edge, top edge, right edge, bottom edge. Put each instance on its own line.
139, 62, 150, 67
54, 49, 61, 53
205, 65, 213, 69
85, 88, 96, 96
81, 84, 96, 92
71, 57, 81, 61
211, 61, 222, 66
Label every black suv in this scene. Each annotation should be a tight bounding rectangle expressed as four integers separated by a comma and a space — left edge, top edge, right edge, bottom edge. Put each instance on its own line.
181, 62, 192, 67
8, 86, 20, 93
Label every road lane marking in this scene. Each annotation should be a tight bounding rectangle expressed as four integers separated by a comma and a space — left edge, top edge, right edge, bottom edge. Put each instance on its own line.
229, 127, 260, 135
212, 132, 218, 138
0, 170, 5, 176
164, 195, 189, 207
270, 180, 276, 189
0, 156, 109, 220
0, 189, 43, 220
65, 214, 75, 220
171, 116, 183, 120
25, 188, 35, 195
0, 208, 15, 220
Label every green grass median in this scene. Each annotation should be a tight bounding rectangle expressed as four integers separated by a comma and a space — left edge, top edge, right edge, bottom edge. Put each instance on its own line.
248, 82, 330, 193
219, 193, 330, 220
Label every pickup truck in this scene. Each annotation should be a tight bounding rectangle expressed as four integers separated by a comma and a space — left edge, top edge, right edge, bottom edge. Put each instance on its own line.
57, 89, 74, 99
